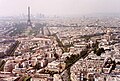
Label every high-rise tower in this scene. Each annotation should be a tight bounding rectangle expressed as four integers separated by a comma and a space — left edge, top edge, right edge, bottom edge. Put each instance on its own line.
27, 6, 32, 27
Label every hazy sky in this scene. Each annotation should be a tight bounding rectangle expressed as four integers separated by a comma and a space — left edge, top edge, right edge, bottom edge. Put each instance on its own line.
0, 0, 120, 16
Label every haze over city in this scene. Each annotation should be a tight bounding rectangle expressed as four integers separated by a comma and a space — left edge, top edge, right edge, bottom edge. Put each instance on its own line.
0, 0, 120, 16
0, 0, 120, 81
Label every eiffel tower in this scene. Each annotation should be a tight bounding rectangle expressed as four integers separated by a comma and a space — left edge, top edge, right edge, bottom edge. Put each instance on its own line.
27, 6, 32, 27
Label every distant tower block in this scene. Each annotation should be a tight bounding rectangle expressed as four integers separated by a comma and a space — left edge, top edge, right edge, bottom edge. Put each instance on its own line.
27, 6, 32, 27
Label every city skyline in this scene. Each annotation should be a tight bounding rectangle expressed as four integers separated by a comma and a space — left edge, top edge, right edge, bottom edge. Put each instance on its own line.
0, 1, 120, 81
0, 0, 120, 17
